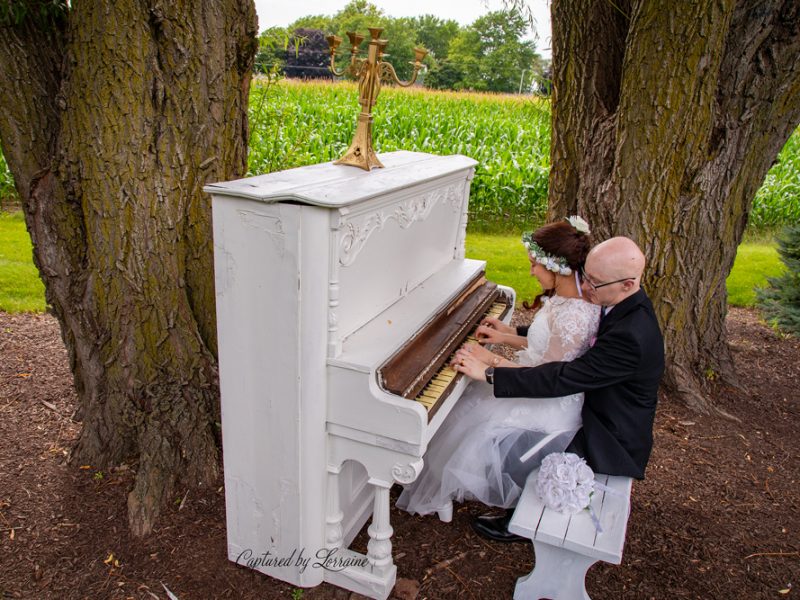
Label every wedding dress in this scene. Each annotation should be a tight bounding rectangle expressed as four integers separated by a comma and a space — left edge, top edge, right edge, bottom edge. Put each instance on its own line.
396, 295, 601, 517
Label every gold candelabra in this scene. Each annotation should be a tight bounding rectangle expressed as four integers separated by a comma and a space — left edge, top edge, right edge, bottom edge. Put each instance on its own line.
326, 28, 428, 170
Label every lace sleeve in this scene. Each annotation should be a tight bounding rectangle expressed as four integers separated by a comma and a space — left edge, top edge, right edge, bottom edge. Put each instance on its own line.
541, 302, 600, 363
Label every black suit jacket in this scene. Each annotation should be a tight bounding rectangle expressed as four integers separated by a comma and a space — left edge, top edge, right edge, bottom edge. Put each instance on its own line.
495, 289, 664, 479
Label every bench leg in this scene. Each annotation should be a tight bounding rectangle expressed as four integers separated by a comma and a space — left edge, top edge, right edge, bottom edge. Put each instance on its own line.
513, 541, 597, 600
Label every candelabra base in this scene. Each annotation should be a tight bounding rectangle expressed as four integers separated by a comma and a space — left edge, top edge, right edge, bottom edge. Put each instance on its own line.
334, 113, 384, 171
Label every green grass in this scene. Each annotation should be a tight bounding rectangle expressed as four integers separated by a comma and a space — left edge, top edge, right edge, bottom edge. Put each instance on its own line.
0, 212, 783, 313
466, 233, 543, 304
466, 232, 783, 308
0, 211, 46, 312
726, 243, 785, 307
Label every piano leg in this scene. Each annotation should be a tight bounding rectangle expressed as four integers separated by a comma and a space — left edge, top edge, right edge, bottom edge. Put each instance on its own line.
367, 483, 393, 572
326, 467, 344, 551
322, 474, 398, 600
326, 438, 425, 598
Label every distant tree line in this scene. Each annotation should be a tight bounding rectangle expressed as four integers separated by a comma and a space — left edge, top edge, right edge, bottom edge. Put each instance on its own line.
256, 0, 550, 94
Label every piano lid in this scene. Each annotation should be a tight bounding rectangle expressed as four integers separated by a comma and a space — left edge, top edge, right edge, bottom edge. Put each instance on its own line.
202, 151, 477, 208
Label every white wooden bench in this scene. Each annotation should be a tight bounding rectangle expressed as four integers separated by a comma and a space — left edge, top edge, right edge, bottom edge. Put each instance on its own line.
508, 469, 633, 600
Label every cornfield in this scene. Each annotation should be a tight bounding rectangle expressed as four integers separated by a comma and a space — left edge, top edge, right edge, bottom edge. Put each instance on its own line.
0, 78, 797, 231
0, 152, 17, 210
249, 79, 799, 232
750, 129, 800, 228
248, 79, 552, 230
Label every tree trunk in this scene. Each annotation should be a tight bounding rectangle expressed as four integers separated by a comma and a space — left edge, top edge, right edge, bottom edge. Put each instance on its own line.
548, 0, 800, 412
0, 1, 258, 535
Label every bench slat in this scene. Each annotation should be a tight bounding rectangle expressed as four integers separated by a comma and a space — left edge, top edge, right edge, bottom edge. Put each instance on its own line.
531, 499, 572, 547
507, 472, 547, 539
590, 475, 632, 565
562, 474, 608, 557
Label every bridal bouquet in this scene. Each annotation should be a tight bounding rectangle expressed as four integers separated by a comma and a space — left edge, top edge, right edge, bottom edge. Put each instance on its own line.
535, 452, 595, 515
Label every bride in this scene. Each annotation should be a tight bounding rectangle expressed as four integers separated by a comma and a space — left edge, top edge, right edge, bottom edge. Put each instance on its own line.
396, 216, 600, 519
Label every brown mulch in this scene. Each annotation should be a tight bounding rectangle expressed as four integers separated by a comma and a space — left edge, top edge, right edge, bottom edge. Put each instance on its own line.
0, 308, 798, 599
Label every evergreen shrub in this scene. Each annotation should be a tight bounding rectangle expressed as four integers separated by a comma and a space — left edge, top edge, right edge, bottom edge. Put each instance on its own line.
757, 224, 800, 335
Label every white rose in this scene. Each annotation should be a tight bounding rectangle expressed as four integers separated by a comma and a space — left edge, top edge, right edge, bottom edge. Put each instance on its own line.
538, 461, 555, 479
564, 497, 584, 514
545, 485, 567, 511
542, 453, 559, 468
554, 463, 575, 487
576, 463, 594, 485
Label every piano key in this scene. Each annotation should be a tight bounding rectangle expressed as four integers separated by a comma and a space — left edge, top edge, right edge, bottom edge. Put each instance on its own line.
407, 297, 512, 414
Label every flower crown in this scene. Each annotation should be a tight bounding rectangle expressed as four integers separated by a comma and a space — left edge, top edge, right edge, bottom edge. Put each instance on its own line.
522, 233, 573, 275
521, 215, 590, 277
567, 215, 590, 234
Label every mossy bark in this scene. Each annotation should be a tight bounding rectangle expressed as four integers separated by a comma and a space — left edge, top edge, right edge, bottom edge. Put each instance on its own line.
548, 0, 800, 413
0, 1, 258, 535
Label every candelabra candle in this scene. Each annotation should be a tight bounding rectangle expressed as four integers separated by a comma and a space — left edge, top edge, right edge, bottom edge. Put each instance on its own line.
326, 27, 428, 171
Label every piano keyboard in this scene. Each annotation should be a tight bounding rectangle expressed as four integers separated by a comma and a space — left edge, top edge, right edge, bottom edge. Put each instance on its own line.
414, 301, 507, 413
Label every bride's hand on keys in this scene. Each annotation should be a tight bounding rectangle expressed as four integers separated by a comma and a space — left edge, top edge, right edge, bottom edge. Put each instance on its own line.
475, 320, 510, 344
478, 316, 513, 336
450, 346, 489, 380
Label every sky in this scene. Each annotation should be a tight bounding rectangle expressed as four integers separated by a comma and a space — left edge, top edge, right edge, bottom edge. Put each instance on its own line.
253, 0, 552, 58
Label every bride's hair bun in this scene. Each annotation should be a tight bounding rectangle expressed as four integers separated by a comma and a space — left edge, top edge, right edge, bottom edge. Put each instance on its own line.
532, 220, 592, 272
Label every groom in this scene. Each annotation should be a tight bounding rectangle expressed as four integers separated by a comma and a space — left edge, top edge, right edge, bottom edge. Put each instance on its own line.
460, 236, 665, 542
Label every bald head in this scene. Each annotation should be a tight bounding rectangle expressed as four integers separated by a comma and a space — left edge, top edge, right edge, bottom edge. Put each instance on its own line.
582, 237, 645, 306
588, 237, 645, 281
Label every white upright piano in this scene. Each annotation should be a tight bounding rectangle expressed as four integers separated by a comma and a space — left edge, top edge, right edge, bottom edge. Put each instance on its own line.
206, 151, 514, 599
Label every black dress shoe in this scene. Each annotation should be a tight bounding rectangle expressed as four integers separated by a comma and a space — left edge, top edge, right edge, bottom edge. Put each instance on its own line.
470, 509, 527, 543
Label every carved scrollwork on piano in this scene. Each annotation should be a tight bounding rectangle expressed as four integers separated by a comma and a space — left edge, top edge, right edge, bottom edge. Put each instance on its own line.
446, 183, 463, 213
391, 459, 424, 485
339, 213, 385, 267
394, 195, 434, 228
338, 183, 462, 266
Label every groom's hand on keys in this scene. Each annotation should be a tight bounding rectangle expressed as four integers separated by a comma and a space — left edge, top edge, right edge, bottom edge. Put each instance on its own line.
450, 346, 489, 381
461, 341, 494, 364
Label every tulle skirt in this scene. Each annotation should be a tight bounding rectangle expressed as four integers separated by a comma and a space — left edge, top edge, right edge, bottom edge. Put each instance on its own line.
396, 380, 583, 515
